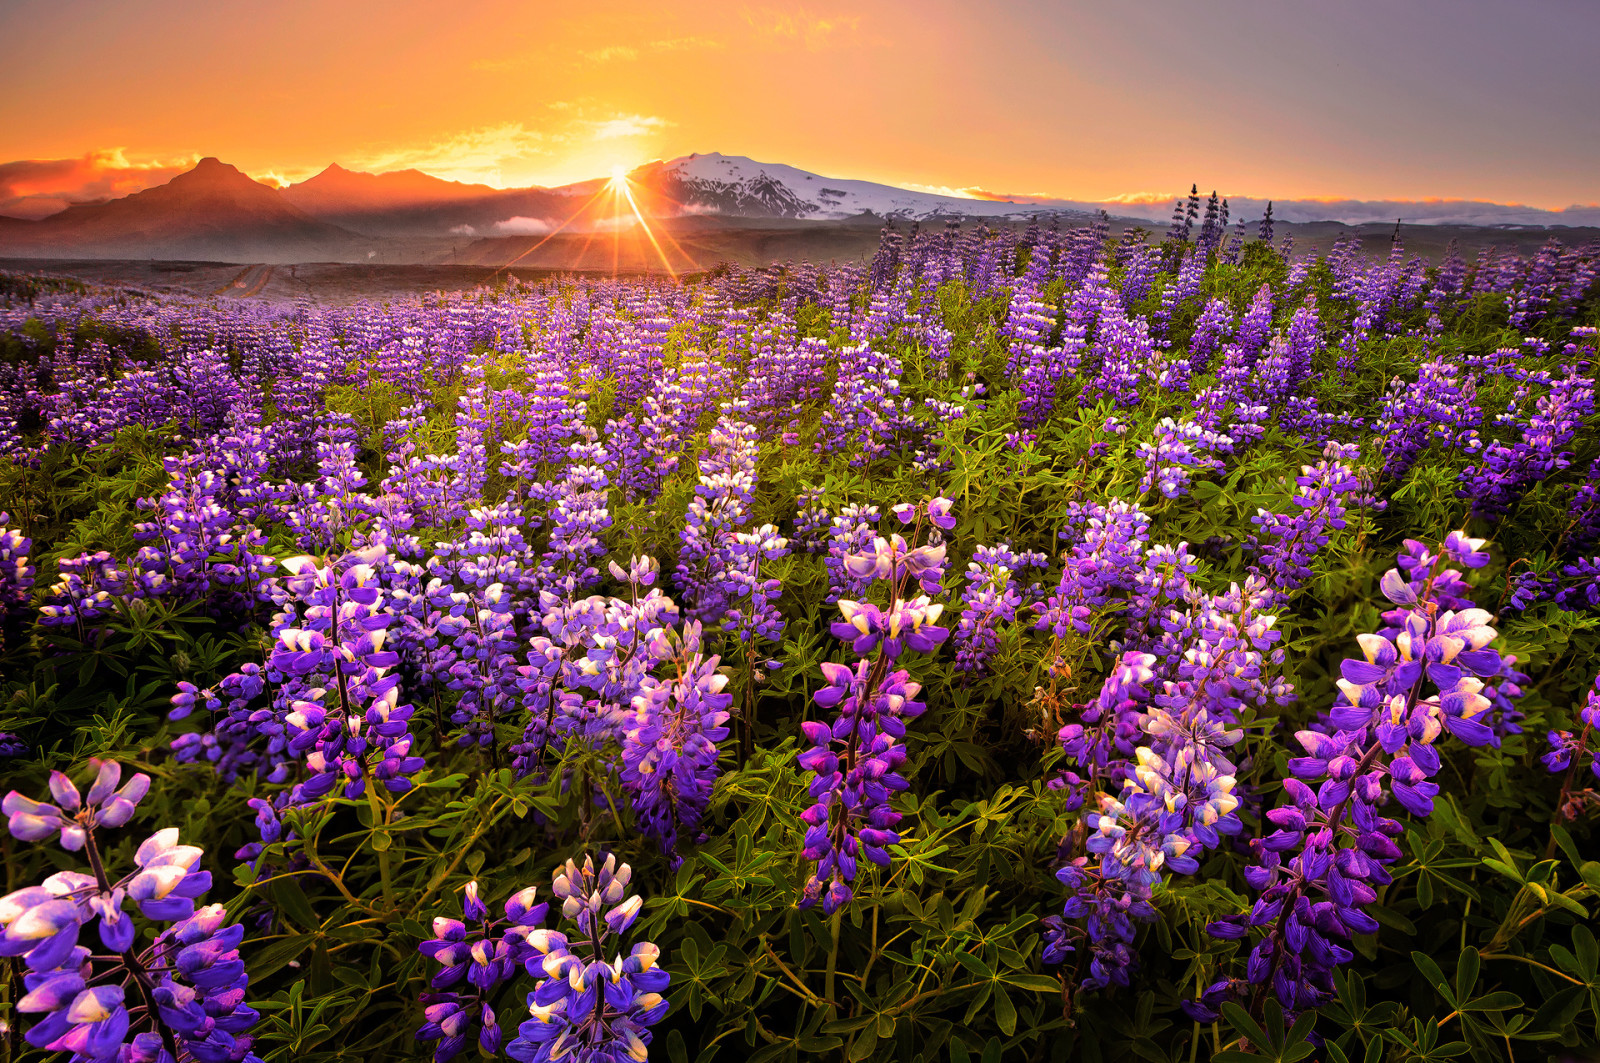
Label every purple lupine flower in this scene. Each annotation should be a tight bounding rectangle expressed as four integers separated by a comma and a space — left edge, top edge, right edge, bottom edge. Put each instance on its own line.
2, 761, 261, 1062
508, 856, 668, 1063
1542, 670, 1600, 823
1194, 534, 1510, 1020
953, 544, 1048, 674
418, 881, 548, 1062
798, 501, 952, 913
621, 622, 733, 864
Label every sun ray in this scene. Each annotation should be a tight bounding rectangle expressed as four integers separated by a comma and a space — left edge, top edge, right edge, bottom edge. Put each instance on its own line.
488, 180, 616, 281
613, 172, 680, 280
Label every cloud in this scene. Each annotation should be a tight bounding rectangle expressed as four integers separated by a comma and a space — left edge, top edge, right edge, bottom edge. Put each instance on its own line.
581, 45, 638, 62
745, 7, 862, 48
0, 148, 199, 219
342, 110, 673, 187
1100, 191, 1180, 205
449, 223, 478, 236
476, 35, 722, 74
650, 36, 725, 52
350, 123, 553, 185
493, 216, 554, 235
590, 114, 673, 140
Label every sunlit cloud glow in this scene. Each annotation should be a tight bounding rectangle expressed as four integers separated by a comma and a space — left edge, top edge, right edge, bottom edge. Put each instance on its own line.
0, 148, 200, 218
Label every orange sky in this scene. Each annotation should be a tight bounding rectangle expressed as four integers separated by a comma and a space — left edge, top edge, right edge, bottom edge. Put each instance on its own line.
1, 0, 1597, 210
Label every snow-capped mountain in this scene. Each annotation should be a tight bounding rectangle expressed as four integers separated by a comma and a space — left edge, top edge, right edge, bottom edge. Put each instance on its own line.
626, 153, 1097, 222
623, 154, 1600, 230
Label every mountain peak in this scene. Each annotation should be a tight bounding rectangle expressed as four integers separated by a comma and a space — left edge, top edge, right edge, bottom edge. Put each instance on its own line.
174, 157, 259, 188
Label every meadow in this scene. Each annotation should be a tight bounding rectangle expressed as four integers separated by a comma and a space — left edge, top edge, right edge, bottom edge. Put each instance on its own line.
1, 213, 1598, 1063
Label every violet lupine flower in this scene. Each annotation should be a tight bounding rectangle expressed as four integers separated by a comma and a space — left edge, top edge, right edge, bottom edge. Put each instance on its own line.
714, 524, 789, 647
1044, 619, 1248, 995
953, 544, 1048, 675
1194, 533, 1508, 1020
676, 418, 761, 625
0, 515, 35, 640
797, 500, 953, 913
1035, 500, 1151, 662
820, 502, 882, 604
511, 558, 681, 778
1247, 459, 1363, 600
508, 856, 669, 1063
2, 761, 262, 1063
417, 881, 549, 1062
268, 552, 426, 803
1136, 418, 1234, 500
620, 622, 733, 865
436, 581, 524, 757
1457, 369, 1594, 520
1542, 670, 1600, 822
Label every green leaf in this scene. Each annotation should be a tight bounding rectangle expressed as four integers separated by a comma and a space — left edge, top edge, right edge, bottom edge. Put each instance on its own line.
1461, 991, 1521, 1012
1001, 972, 1061, 993
1549, 822, 1583, 868
1220, 1002, 1270, 1050
1453, 946, 1479, 1005
951, 951, 994, 979
269, 880, 321, 931
993, 988, 1016, 1036
1523, 987, 1585, 1036
249, 934, 314, 981
1369, 904, 1416, 935
1412, 951, 1456, 1005
796, 1035, 844, 1052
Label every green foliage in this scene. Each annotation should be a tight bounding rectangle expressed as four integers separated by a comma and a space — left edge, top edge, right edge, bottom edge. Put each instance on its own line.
1, 255, 1598, 1062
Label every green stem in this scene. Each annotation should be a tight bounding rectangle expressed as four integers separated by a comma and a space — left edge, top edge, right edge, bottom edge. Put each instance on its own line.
366, 786, 395, 909
825, 908, 842, 1016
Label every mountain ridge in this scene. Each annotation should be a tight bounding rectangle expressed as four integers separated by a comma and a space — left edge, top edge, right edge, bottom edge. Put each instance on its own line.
2, 152, 1597, 266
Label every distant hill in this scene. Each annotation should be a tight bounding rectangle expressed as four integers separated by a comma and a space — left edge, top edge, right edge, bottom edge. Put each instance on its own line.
0, 157, 370, 262
280, 164, 540, 237
3, 152, 1597, 267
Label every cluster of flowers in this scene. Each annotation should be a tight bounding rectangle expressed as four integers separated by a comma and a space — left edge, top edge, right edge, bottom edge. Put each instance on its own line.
1192, 532, 1512, 1017
415, 856, 668, 1063
797, 498, 954, 913
2, 761, 261, 1062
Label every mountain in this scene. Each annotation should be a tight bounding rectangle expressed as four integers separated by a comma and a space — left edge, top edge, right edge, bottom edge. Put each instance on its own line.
624, 153, 1097, 222
282, 163, 497, 212
0, 157, 369, 262
281, 164, 518, 236
1080, 195, 1600, 229
281, 163, 599, 239
3, 151, 1597, 270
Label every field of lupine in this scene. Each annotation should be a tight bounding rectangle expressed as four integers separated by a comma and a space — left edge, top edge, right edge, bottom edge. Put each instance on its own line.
2, 211, 1600, 1063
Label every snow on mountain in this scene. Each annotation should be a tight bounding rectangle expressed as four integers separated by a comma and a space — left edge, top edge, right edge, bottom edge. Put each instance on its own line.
630, 153, 1097, 222
624, 154, 1600, 230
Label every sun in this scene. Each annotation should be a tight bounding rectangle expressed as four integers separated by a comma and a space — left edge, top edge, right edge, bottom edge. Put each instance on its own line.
609, 164, 628, 185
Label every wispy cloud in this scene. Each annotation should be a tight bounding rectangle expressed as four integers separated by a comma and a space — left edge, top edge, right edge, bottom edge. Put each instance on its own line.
492, 216, 554, 235
580, 44, 638, 62
350, 123, 553, 185
478, 33, 724, 74
342, 109, 674, 187
0, 148, 200, 219
650, 36, 725, 52
745, 7, 862, 48
590, 114, 673, 140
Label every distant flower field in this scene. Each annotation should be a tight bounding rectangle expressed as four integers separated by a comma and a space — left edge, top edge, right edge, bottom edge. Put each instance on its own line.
1, 214, 1598, 1062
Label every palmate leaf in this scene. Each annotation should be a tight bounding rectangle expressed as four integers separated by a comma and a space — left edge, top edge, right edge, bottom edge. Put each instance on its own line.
1215, 1000, 1316, 1062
